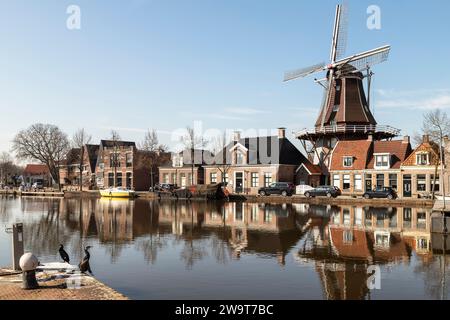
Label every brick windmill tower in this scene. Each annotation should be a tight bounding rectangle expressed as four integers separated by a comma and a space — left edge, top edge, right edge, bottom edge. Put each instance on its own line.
284, 3, 400, 183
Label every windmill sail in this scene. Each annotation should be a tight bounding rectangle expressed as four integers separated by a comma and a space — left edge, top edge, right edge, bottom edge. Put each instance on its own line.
284, 62, 326, 82
330, 3, 349, 62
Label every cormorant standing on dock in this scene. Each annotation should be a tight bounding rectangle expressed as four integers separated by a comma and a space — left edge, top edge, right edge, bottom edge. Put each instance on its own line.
59, 244, 70, 263
79, 246, 93, 274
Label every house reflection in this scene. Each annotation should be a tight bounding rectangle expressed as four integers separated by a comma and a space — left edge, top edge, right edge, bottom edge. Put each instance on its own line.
296, 205, 433, 299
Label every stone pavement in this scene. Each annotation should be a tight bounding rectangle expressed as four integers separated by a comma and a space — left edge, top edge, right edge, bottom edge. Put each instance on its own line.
0, 269, 128, 300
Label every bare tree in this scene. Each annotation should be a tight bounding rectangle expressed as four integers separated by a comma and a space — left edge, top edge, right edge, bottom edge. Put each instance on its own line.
139, 129, 168, 188
180, 126, 208, 186
0, 152, 13, 185
110, 130, 121, 188
422, 109, 450, 203
12, 124, 69, 190
211, 132, 231, 184
72, 129, 92, 191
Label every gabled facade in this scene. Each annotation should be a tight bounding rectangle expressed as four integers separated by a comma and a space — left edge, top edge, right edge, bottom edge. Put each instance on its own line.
203, 128, 308, 194
59, 144, 99, 190
401, 135, 440, 198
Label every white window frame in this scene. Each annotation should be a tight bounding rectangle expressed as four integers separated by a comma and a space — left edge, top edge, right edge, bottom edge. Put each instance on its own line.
333, 174, 340, 188
354, 174, 362, 191
374, 153, 390, 169
343, 156, 353, 168
416, 152, 429, 166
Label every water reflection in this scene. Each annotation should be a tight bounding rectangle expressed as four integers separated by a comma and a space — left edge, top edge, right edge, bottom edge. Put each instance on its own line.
0, 196, 449, 300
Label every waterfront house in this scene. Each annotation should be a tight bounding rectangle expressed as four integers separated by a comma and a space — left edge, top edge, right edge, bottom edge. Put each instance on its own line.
59, 144, 99, 190
158, 149, 213, 187
330, 135, 412, 197
400, 135, 440, 198
23, 164, 53, 187
95, 140, 158, 191
203, 128, 308, 194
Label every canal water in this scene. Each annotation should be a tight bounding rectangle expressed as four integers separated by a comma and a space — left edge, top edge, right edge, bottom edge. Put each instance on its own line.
0, 196, 449, 300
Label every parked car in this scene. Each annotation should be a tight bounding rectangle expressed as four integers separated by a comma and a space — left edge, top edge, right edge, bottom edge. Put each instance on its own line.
258, 182, 295, 197
152, 183, 177, 192
296, 185, 314, 195
304, 186, 341, 198
32, 182, 44, 190
363, 187, 397, 200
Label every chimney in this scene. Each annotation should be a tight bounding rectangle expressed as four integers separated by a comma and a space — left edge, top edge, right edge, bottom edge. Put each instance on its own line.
233, 131, 241, 142
278, 127, 286, 139
403, 135, 410, 144
423, 135, 430, 143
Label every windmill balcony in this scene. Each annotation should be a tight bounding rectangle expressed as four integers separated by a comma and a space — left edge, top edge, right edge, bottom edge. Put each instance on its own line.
294, 124, 401, 140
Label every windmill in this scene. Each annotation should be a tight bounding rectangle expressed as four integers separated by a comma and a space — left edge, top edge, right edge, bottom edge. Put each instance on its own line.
284, 3, 400, 180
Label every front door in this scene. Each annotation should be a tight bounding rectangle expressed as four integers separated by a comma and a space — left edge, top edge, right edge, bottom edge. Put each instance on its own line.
365, 178, 372, 192
235, 172, 244, 193
403, 176, 412, 198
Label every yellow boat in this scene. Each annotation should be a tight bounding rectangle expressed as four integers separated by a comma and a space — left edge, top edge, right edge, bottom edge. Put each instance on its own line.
100, 187, 136, 198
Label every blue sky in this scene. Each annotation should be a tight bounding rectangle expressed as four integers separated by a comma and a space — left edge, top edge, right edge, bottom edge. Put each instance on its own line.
1, 0, 450, 154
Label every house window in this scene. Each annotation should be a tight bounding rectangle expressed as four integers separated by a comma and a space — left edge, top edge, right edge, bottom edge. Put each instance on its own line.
343, 175, 351, 190
251, 173, 259, 188
210, 172, 217, 184
180, 173, 186, 187
343, 208, 351, 225
223, 173, 229, 184
126, 153, 132, 167
343, 230, 353, 244
333, 174, 340, 188
163, 173, 169, 184
171, 173, 177, 184
417, 212, 427, 230
236, 151, 245, 165
251, 205, 258, 221
354, 174, 362, 191
375, 154, 390, 169
389, 174, 398, 190
431, 174, 440, 192
188, 173, 193, 185
417, 175, 426, 192
126, 172, 132, 189
116, 173, 122, 187
403, 208, 412, 228
172, 154, 183, 167
264, 173, 272, 187
108, 173, 114, 187
376, 174, 384, 189
416, 153, 429, 165
110, 153, 120, 168
343, 156, 353, 167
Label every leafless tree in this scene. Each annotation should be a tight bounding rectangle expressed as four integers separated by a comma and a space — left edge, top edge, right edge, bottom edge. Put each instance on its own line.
139, 129, 168, 188
180, 126, 208, 185
72, 129, 92, 191
0, 152, 14, 186
422, 109, 450, 201
12, 123, 69, 190
110, 130, 121, 188
211, 132, 231, 184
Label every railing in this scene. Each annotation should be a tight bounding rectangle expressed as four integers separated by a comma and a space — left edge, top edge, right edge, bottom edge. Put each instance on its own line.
294, 124, 401, 138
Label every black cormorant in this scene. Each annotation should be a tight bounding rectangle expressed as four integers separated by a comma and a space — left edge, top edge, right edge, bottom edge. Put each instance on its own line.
59, 244, 70, 263
79, 246, 93, 274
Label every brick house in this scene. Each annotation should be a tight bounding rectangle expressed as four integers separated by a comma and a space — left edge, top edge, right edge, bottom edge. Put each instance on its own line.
23, 164, 53, 187
59, 144, 99, 190
95, 140, 157, 191
330, 136, 412, 197
203, 128, 308, 194
401, 135, 440, 198
158, 149, 213, 187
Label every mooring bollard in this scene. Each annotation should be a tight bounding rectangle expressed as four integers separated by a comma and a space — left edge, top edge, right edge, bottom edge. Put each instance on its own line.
12, 223, 24, 271
19, 253, 39, 290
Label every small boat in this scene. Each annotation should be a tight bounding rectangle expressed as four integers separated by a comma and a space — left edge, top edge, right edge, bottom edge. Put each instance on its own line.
100, 187, 136, 198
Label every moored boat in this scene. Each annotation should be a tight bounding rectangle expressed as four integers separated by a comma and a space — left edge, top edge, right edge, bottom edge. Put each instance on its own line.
100, 187, 136, 198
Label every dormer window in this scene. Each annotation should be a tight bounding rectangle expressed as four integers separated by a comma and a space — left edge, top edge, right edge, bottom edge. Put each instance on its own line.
416, 153, 429, 165
343, 156, 353, 167
236, 150, 245, 165
172, 154, 183, 168
374, 154, 390, 169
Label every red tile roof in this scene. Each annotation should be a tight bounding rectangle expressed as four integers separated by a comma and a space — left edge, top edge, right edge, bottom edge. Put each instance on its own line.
23, 164, 49, 175
301, 161, 323, 175
367, 140, 412, 169
330, 140, 372, 171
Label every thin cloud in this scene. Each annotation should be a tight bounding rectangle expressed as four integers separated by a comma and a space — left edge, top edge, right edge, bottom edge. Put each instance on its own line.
375, 88, 450, 110
224, 108, 270, 115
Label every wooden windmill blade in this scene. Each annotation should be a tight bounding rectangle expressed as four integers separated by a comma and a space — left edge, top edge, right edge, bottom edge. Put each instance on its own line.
334, 45, 391, 71
284, 62, 327, 82
330, 3, 349, 63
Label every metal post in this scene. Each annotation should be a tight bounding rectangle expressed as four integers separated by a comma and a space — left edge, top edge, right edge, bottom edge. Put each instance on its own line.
12, 223, 24, 271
